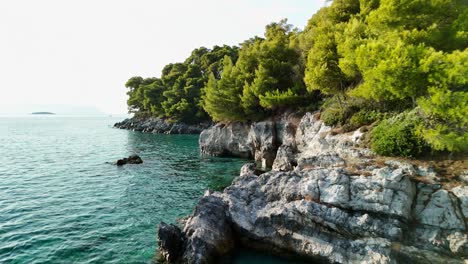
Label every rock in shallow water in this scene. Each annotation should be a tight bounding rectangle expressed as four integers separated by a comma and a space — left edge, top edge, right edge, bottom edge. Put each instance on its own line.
157, 195, 234, 264
116, 155, 143, 166
157, 222, 184, 262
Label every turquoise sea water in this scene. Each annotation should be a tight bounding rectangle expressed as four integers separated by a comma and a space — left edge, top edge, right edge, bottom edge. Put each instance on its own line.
0, 116, 308, 264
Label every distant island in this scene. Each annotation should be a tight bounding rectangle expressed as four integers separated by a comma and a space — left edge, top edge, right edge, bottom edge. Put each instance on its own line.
31, 112, 55, 115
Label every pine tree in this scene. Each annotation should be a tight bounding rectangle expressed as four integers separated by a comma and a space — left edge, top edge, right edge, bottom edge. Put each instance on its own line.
417, 49, 468, 152
202, 57, 245, 122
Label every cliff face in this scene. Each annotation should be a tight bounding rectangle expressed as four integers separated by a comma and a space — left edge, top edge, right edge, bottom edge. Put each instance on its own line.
114, 116, 210, 134
159, 112, 467, 264
199, 113, 301, 169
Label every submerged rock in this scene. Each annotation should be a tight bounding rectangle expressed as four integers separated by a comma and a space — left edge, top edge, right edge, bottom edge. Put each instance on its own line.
116, 155, 143, 166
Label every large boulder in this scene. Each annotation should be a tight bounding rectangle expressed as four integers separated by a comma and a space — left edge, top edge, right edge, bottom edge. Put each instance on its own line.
199, 115, 302, 170
157, 194, 234, 264
272, 145, 297, 171
199, 123, 253, 158
157, 222, 184, 262
248, 121, 277, 169
159, 163, 466, 263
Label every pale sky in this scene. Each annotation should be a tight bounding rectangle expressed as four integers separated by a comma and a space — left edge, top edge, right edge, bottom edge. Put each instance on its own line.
0, 0, 326, 115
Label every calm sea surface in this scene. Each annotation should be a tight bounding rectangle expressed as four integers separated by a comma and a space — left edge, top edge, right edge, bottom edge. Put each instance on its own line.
0, 116, 306, 264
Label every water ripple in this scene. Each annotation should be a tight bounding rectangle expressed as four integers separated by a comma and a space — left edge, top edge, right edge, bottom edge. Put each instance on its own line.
0, 116, 246, 264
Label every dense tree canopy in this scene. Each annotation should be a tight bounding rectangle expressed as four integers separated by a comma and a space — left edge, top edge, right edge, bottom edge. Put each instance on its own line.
125, 45, 239, 123
202, 57, 245, 122
301, 0, 467, 153
125, 0, 468, 155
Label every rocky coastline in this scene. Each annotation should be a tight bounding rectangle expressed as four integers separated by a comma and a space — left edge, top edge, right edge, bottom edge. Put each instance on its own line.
157, 112, 467, 264
114, 116, 211, 134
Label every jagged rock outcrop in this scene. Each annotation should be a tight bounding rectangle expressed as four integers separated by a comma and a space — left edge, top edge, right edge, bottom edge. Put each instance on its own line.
159, 112, 467, 263
222, 168, 466, 263
199, 123, 253, 158
157, 194, 234, 264
157, 222, 184, 262
249, 121, 277, 169
199, 113, 301, 169
272, 145, 297, 171
114, 116, 210, 134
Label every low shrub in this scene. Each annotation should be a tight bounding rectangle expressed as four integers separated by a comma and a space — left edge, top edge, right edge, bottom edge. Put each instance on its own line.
321, 107, 345, 126
320, 96, 357, 126
371, 111, 427, 157
348, 110, 384, 130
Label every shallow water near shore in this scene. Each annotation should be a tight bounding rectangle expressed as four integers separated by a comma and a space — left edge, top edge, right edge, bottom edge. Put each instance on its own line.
0, 116, 303, 264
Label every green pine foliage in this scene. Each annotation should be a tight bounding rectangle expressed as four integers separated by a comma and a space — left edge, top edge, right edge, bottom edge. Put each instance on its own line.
259, 89, 305, 109
416, 49, 468, 152
303, 0, 361, 96
202, 57, 245, 122
236, 19, 311, 119
302, 0, 467, 154
124, 46, 239, 123
124, 0, 468, 156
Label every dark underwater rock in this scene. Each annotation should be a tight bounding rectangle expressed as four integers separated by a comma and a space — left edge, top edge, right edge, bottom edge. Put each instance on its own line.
116, 155, 143, 166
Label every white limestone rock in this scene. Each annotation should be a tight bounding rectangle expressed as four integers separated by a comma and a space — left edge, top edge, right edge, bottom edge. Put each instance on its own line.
417, 189, 465, 230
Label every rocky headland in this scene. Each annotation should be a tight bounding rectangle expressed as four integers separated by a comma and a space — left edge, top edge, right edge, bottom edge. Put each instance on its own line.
157, 112, 467, 264
114, 116, 211, 134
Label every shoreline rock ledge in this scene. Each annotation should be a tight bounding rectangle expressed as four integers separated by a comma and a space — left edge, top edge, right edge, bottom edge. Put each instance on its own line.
114, 116, 211, 134
159, 112, 467, 264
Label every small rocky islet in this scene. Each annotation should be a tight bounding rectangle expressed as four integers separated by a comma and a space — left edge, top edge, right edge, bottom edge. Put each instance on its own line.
31, 112, 55, 115
116, 112, 467, 264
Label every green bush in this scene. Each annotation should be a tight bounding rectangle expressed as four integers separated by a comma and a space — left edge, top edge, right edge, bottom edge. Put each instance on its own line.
321, 107, 345, 126
371, 111, 427, 157
320, 96, 353, 126
320, 96, 377, 127
349, 110, 383, 130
